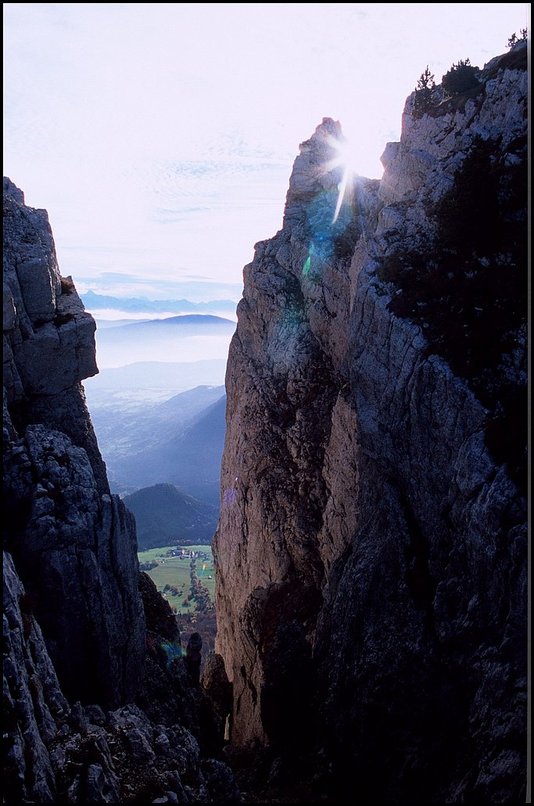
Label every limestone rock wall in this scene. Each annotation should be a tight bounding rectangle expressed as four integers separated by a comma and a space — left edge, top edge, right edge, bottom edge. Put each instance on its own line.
214, 47, 527, 802
3, 550, 70, 803
3, 176, 108, 492
3, 179, 144, 708
4, 552, 239, 804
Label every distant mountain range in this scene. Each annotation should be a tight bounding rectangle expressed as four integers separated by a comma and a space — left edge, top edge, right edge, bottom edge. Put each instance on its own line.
95, 313, 234, 343
124, 483, 217, 549
111, 314, 233, 328
82, 290, 238, 315
92, 312, 236, 368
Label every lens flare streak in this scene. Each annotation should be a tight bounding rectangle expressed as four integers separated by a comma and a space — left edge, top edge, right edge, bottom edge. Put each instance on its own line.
324, 134, 358, 223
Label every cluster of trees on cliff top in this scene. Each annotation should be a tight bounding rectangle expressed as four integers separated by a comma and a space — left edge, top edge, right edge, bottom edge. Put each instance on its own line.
412, 30, 527, 118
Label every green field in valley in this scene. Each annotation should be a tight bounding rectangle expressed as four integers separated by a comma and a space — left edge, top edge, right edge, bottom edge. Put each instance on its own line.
138, 544, 215, 614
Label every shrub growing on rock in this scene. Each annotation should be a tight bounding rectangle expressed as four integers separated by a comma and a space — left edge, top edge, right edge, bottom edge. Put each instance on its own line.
442, 59, 480, 96
413, 66, 435, 118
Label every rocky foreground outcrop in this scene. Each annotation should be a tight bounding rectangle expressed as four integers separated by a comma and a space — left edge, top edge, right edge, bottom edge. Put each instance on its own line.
3, 180, 238, 802
214, 46, 527, 802
4, 552, 238, 803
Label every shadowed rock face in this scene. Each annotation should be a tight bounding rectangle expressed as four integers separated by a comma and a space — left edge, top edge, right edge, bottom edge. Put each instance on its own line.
3, 550, 70, 803
3, 178, 145, 708
214, 47, 527, 803
4, 553, 239, 804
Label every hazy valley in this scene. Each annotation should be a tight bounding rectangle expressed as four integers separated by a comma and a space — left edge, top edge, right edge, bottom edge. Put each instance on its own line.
83, 314, 232, 534
88, 312, 236, 368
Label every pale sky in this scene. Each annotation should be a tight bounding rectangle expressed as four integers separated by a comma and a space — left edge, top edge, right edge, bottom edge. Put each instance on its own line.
3, 3, 529, 300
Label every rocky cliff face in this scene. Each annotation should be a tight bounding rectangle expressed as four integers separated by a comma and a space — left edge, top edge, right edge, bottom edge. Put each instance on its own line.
4, 551, 238, 804
3, 177, 145, 708
214, 46, 527, 802
3, 180, 239, 803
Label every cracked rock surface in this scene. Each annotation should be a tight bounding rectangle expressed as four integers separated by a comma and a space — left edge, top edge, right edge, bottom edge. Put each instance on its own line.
3, 179, 145, 709
214, 47, 527, 803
